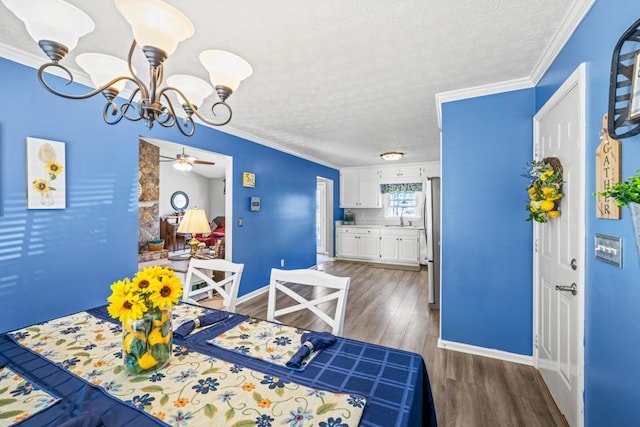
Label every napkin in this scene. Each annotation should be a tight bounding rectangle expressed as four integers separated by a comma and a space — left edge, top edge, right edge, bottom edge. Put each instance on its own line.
57, 411, 104, 427
285, 331, 336, 369
173, 311, 230, 338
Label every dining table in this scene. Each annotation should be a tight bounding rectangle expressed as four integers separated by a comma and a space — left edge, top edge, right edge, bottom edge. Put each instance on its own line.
0, 303, 437, 427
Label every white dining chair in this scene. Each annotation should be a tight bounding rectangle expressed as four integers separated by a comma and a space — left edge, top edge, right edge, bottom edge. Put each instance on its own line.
183, 258, 244, 312
267, 268, 351, 336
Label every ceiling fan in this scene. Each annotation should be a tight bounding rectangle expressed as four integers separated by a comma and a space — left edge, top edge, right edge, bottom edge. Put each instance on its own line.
160, 148, 215, 172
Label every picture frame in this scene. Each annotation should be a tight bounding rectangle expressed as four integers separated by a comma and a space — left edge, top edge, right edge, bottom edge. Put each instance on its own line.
243, 172, 255, 188
629, 50, 640, 120
26, 137, 66, 209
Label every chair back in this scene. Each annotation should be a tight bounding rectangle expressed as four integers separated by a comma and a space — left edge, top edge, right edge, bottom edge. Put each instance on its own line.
267, 268, 351, 336
184, 258, 244, 312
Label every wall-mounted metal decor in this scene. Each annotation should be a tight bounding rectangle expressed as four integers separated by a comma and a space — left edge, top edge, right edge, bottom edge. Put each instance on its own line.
607, 18, 640, 139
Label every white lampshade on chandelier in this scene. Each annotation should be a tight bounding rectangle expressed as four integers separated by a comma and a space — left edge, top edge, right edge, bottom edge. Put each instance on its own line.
1, 0, 252, 136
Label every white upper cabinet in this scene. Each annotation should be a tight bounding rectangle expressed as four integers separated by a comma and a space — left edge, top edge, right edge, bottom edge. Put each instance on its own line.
379, 165, 423, 181
340, 168, 381, 208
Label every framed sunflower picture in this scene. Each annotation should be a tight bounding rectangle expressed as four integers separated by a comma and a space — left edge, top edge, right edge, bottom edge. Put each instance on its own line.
26, 137, 66, 209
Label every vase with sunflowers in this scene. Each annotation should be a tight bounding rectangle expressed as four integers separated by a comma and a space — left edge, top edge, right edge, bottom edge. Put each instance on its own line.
107, 266, 183, 375
524, 158, 564, 223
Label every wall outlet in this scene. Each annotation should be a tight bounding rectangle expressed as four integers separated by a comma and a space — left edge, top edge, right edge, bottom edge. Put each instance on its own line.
280, 259, 285, 267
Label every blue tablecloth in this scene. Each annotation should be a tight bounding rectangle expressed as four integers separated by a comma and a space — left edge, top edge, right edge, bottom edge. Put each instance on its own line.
0, 304, 437, 426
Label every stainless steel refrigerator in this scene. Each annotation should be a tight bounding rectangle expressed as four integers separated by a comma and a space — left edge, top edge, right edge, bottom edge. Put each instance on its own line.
425, 177, 441, 309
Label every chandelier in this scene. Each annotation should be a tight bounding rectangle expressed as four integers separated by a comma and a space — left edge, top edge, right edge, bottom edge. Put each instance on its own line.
2, 0, 252, 136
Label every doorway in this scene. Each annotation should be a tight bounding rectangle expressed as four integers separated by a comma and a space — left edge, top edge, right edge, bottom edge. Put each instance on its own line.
316, 177, 334, 265
139, 137, 233, 262
533, 64, 586, 427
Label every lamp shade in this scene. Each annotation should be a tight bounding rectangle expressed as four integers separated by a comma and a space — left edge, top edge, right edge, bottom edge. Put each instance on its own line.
76, 53, 132, 92
2, 0, 94, 50
199, 50, 253, 93
166, 74, 213, 107
115, 0, 194, 56
177, 207, 211, 234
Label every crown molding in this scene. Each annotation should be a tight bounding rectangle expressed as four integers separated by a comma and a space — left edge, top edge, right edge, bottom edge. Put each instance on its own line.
529, 0, 597, 85
435, 0, 596, 129
435, 77, 533, 128
0, 41, 339, 171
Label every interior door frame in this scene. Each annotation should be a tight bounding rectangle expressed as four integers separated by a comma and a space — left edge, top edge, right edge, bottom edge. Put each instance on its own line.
532, 63, 586, 426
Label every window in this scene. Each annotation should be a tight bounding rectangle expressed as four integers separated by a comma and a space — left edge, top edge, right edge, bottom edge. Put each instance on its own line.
381, 182, 423, 220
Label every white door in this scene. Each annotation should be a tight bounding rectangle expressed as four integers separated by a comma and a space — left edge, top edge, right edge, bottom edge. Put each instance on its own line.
397, 235, 419, 263
380, 235, 398, 261
316, 180, 327, 254
534, 64, 585, 427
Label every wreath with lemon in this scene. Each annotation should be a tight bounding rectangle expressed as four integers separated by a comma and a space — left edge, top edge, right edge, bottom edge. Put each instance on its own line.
524, 157, 564, 223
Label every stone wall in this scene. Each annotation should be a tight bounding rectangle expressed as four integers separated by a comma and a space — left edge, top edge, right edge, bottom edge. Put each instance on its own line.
138, 140, 160, 252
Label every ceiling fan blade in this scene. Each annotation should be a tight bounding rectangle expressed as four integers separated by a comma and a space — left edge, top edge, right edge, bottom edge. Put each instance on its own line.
192, 160, 216, 165
160, 155, 176, 160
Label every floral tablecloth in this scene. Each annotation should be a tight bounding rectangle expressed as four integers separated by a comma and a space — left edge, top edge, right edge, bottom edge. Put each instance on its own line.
9, 311, 366, 427
207, 319, 320, 370
0, 365, 60, 426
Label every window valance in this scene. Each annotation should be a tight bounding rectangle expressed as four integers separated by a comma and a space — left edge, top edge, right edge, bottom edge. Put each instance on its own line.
380, 182, 423, 193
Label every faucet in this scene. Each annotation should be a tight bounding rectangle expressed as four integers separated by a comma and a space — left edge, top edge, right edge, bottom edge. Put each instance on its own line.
400, 209, 405, 227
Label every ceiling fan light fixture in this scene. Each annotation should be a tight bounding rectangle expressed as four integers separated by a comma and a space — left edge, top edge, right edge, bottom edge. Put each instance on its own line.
173, 160, 193, 172
380, 152, 404, 161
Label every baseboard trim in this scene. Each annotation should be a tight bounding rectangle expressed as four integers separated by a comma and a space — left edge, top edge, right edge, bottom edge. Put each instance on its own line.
438, 338, 533, 366
236, 285, 269, 305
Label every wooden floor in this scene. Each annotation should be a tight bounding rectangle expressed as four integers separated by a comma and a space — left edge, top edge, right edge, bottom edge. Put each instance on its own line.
236, 259, 568, 427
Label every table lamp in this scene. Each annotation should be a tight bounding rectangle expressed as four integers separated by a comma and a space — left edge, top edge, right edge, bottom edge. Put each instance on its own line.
177, 207, 211, 258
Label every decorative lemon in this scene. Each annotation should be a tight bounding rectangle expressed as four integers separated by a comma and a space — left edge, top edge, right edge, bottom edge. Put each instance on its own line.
148, 328, 170, 346
540, 200, 555, 211
123, 331, 147, 353
548, 210, 561, 218
137, 352, 159, 370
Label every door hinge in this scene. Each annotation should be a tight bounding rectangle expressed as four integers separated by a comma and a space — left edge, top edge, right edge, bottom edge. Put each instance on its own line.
534, 334, 538, 349
534, 239, 538, 253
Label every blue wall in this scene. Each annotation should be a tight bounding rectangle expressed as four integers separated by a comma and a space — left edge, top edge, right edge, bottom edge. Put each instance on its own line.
535, 1, 640, 425
441, 0, 640, 425
0, 57, 340, 333
441, 89, 535, 354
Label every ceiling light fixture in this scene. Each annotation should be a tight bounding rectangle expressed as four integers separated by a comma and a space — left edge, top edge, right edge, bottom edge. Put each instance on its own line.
173, 159, 193, 172
1, 0, 252, 137
380, 152, 404, 161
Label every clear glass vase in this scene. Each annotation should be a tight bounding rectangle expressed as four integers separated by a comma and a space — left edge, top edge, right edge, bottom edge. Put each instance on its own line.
122, 307, 172, 375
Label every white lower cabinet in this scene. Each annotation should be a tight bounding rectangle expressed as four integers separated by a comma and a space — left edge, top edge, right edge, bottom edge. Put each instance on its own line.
337, 226, 419, 266
379, 228, 419, 264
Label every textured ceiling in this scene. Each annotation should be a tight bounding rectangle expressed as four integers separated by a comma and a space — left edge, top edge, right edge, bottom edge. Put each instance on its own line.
0, 0, 578, 168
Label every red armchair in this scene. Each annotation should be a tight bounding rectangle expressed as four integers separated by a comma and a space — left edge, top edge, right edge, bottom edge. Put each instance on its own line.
195, 217, 225, 247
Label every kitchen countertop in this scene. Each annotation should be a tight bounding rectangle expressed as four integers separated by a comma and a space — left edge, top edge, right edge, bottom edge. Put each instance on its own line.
338, 223, 424, 229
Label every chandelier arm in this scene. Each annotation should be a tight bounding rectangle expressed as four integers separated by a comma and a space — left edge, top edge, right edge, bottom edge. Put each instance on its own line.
192, 101, 233, 127
38, 62, 137, 100
156, 91, 195, 136
126, 40, 149, 101
157, 86, 198, 114
104, 87, 145, 125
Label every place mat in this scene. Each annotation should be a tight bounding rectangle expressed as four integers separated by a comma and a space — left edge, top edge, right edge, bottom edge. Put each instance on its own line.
10, 312, 366, 426
207, 318, 321, 370
170, 303, 211, 330
0, 365, 60, 426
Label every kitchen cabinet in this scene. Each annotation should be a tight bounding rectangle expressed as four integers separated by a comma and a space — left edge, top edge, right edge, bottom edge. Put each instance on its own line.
339, 168, 381, 208
380, 227, 420, 264
337, 225, 419, 266
379, 165, 426, 183
336, 226, 380, 260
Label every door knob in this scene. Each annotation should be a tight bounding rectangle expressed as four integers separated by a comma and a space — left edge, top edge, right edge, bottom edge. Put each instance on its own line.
570, 258, 577, 271
555, 283, 577, 296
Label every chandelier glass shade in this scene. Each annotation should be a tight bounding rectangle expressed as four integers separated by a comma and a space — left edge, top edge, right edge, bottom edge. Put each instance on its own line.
1, 0, 252, 136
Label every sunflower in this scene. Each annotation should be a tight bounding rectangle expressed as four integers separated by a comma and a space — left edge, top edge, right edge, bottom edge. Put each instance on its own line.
45, 161, 63, 177
32, 179, 50, 194
107, 292, 148, 323
107, 278, 131, 303
149, 275, 183, 309
131, 269, 158, 295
